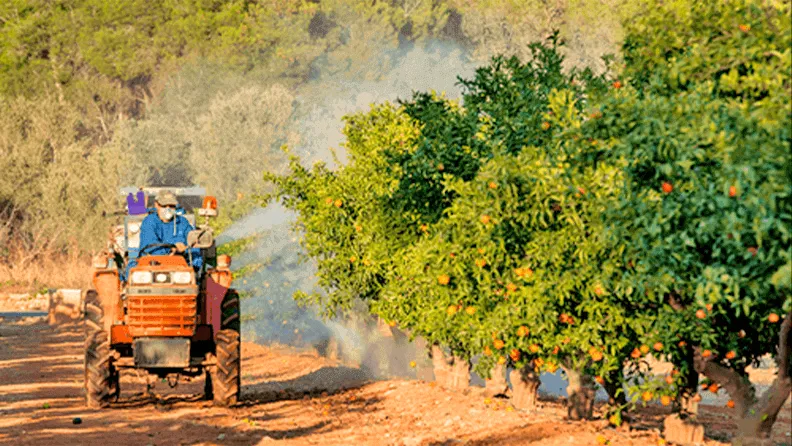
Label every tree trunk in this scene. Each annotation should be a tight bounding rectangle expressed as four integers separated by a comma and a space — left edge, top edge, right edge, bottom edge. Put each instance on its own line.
563, 366, 597, 420
430, 344, 469, 390
733, 312, 792, 445
674, 345, 700, 417
509, 363, 541, 411
485, 363, 509, 397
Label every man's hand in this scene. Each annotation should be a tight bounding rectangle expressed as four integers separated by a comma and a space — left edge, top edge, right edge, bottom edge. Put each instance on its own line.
174, 242, 187, 253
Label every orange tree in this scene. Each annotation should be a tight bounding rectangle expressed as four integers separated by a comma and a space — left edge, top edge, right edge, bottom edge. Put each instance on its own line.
593, 0, 791, 441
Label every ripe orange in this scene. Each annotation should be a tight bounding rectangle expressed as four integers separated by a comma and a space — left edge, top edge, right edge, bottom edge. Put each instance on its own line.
355, 224, 362, 232
334, 199, 343, 207
516, 326, 529, 337
541, 121, 551, 131
438, 274, 450, 285
589, 348, 604, 362
562, 337, 570, 344
437, 163, 444, 171
480, 215, 491, 224
613, 80, 622, 89
738, 330, 746, 338
552, 346, 560, 355
594, 286, 604, 296
705, 303, 713, 312
738, 24, 751, 32
349, 256, 357, 263
748, 247, 758, 256
325, 197, 334, 205
420, 223, 428, 232
665, 375, 674, 385
641, 391, 653, 402
509, 349, 521, 362
701, 349, 712, 358
506, 283, 517, 293
662, 182, 673, 194
692, 393, 702, 402
660, 395, 672, 406
483, 346, 493, 357
529, 344, 540, 353
493, 339, 505, 350
475, 258, 487, 268
653, 342, 664, 352
465, 306, 476, 316
447, 305, 458, 316
388, 320, 397, 327
678, 341, 687, 347
729, 185, 737, 197
708, 383, 719, 393
769, 313, 780, 323
640, 345, 650, 355
725, 351, 736, 360
534, 357, 544, 367
596, 434, 609, 445
488, 181, 498, 189
726, 400, 735, 408
630, 348, 641, 359
595, 376, 605, 385
497, 355, 506, 365
696, 309, 707, 319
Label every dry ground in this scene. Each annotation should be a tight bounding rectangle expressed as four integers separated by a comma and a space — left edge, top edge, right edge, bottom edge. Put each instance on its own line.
0, 317, 790, 446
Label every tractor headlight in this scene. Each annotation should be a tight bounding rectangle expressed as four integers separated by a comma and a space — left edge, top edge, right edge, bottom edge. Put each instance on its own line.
128, 222, 141, 234
154, 273, 170, 283
172, 272, 192, 284
130, 271, 152, 284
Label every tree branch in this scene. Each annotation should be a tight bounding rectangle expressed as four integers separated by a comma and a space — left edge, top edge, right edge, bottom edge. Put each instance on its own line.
692, 346, 755, 417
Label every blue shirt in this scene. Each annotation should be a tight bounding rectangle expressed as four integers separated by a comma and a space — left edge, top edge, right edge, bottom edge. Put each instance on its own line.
129, 213, 203, 271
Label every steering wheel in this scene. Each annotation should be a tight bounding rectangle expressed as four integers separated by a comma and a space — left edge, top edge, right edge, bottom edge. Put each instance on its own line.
138, 243, 177, 257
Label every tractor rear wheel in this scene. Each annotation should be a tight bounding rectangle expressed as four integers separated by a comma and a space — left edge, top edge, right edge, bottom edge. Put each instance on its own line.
84, 290, 117, 408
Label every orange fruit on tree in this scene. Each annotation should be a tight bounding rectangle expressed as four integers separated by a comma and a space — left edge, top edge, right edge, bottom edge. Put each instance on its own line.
388, 320, 397, 327
483, 346, 492, 357
708, 383, 719, 393
493, 339, 505, 350
748, 247, 758, 256
640, 344, 650, 355
420, 223, 428, 232
475, 258, 487, 268
612, 80, 622, 89
725, 351, 736, 360
437, 274, 450, 285
506, 283, 517, 293
562, 337, 570, 344
665, 375, 674, 385
349, 256, 357, 263
738, 24, 751, 32
446, 305, 458, 316
595, 376, 605, 385
497, 355, 506, 365
641, 391, 654, 402
552, 346, 560, 355
662, 182, 673, 194
701, 382, 710, 390
630, 348, 641, 359
325, 197, 334, 205
465, 306, 477, 316
696, 309, 707, 319
729, 185, 737, 197
726, 400, 735, 409
678, 340, 687, 347
534, 357, 544, 367
768, 313, 780, 323
660, 395, 672, 406
529, 344, 540, 353
354, 224, 362, 232
480, 215, 491, 224
541, 121, 551, 131
701, 349, 712, 358
509, 349, 521, 361
334, 199, 343, 207
437, 163, 444, 171
738, 330, 746, 338
516, 326, 529, 337
653, 342, 664, 351
589, 347, 603, 362
705, 303, 713, 311
488, 181, 498, 189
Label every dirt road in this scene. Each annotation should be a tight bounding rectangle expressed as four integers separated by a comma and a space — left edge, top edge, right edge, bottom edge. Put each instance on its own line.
0, 317, 789, 446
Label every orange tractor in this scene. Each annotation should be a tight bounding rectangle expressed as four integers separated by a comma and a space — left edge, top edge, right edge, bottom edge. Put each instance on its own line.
84, 187, 241, 408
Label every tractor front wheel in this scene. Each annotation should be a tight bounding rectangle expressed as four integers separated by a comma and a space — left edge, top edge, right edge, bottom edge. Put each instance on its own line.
84, 290, 117, 408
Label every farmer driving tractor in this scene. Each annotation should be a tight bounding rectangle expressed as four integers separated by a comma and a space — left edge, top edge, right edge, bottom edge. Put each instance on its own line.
129, 190, 202, 274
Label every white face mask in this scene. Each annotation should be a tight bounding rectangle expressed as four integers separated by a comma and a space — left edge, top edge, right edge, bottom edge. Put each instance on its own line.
160, 208, 175, 222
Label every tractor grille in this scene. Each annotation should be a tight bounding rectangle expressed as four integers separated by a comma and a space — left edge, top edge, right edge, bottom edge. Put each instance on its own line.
127, 295, 197, 337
